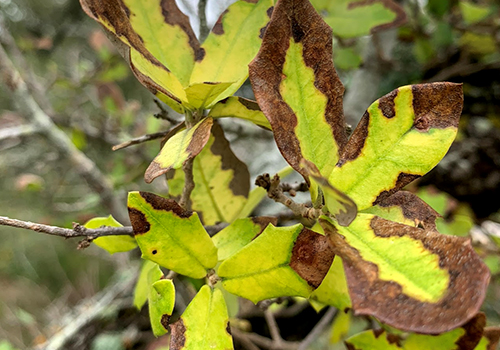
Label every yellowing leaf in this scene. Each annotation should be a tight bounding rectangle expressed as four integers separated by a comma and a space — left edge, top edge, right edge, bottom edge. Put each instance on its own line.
128, 191, 218, 278
209, 97, 271, 130
185, 82, 234, 109
345, 330, 403, 350
85, 215, 137, 254
330, 83, 463, 210
218, 224, 334, 303
330, 310, 351, 344
133, 260, 163, 310
145, 118, 213, 183
249, 0, 348, 179
149, 279, 175, 337
170, 285, 233, 349
459, 1, 493, 25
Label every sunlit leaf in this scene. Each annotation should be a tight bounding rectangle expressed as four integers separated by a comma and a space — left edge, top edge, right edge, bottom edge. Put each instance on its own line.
128, 191, 218, 278
149, 279, 175, 337
320, 215, 490, 333
190, 0, 274, 104
312, 0, 406, 38
85, 215, 137, 254
133, 260, 162, 310
212, 216, 277, 261
330, 83, 463, 210
184, 82, 234, 109
208, 97, 271, 130
170, 285, 233, 349
330, 310, 351, 344
249, 0, 348, 179
219, 224, 334, 303
145, 118, 213, 183
345, 329, 402, 350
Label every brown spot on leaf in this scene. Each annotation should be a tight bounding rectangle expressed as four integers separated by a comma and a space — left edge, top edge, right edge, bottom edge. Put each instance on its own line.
195, 47, 205, 61
455, 313, 486, 350
139, 191, 192, 218
128, 207, 150, 235
414, 116, 430, 131
348, 0, 407, 33
249, 0, 347, 180
226, 321, 232, 335
251, 216, 278, 240
376, 191, 439, 230
321, 217, 490, 334
484, 327, 500, 350
212, 10, 228, 35
161, 0, 200, 57
373, 329, 402, 346
373, 173, 421, 206
337, 112, 369, 167
237, 97, 261, 111
210, 122, 250, 197
378, 89, 397, 119
290, 228, 335, 288
160, 314, 171, 330
170, 318, 186, 350
267, 6, 274, 17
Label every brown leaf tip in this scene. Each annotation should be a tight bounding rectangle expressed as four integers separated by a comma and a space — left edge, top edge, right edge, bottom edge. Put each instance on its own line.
161, 313, 171, 330
139, 191, 192, 218
290, 228, 335, 288
128, 207, 150, 235
170, 318, 186, 350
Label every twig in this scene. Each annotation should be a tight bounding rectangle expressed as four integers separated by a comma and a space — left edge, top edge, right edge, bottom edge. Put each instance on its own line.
179, 158, 195, 210
0, 124, 38, 141
198, 0, 209, 43
0, 39, 126, 222
244, 332, 300, 350
256, 174, 321, 220
425, 60, 500, 83
264, 309, 284, 348
153, 98, 179, 124
112, 130, 172, 151
297, 307, 337, 350
231, 328, 261, 350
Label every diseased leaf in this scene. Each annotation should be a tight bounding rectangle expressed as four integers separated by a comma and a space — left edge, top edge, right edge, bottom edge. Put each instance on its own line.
362, 191, 439, 230
218, 224, 334, 303
208, 97, 272, 130
249, 0, 348, 179
312, 0, 406, 38
80, 0, 188, 113
321, 214, 490, 334
133, 260, 163, 310
190, 0, 274, 104
170, 285, 233, 350
145, 118, 213, 184
168, 122, 250, 225
149, 279, 175, 337
301, 159, 357, 226
128, 191, 218, 278
345, 329, 402, 350
330, 83, 463, 210
212, 216, 277, 261
184, 82, 234, 109
475, 327, 500, 350
85, 215, 137, 254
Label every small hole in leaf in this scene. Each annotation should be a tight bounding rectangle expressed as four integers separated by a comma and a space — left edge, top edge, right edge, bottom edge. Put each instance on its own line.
152, 249, 158, 255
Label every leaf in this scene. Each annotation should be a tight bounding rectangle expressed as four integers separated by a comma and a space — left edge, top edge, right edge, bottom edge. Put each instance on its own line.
312, 0, 406, 38
212, 216, 277, 261
329, 83, 463, 211
170, 285, 233, 350
475, 327, 500, 350
218, 224, 335, 303
168, 122, 250, 225
85, 215, 137, 254
330, 310, 351, 344
334, 47, 363, 70
208, 97, 272, 130
362, 191, 439, 230
249, 0, 348, 179
145, 118, 213, 184
301, 159, 357, 226
320, 214, 490, 334
189, 0, 274, 104
149, 279, 175, 337
80, 0, 188, 113
184, 82, 234, 109
128, 191, 218, 279
133, 260, 163, 310
345, 329, 402, 350
459, 1, 493, 26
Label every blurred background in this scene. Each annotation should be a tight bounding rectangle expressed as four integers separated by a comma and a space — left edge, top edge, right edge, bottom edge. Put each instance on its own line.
0, 0, 499, 349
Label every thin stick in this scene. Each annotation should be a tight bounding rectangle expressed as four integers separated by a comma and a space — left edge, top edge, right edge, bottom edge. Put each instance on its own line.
179, 158, 195, 210
297, 307, 337, 350
264, 309, 284, 347
0, 124, 38, 141
198, 0, 209, 42
112, 130, 171, 151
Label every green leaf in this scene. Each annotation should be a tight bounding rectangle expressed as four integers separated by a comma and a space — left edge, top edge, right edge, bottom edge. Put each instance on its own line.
330, 310, 351, 344
459, 1, 493, 25
133, 260, 163, 310
184, 82, 234, 109
212, 216, 277, 261
128, 191, 218, 278
85, 216, 137, 254
321, 215, 490, 333
218, 224, 334, 303
474, 327, 500, 350
426, 0, 451, 18
189, 0, 274, 104
149, 279, 175, 337
334, 46, 362, 70
459, 32, 497, 56
208, 97, 271, 130
170, 285, 233, 349
145, 118, 213, 184
329, 83, 463, 211
312, 0, 406, 38
168, 122, 250, 225
345, 330, 403, 350
249, 0, 348, 179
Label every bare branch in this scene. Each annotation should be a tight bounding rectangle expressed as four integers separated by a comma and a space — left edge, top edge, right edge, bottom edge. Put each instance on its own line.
280, 181, 309, 197
264, 309, 284, 348
0, 124, 38, 141
256, 174, 321, 220
112, 130, 172, 151
297, 307, 337, 350
198, 0, 209, 43
179, 158, 195, 210
153, 98, 180, 124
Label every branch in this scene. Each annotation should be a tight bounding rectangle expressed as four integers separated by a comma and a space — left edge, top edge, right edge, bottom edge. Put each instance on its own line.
297, 307, 337, 350
197, 0, 209, 43
179, 158, 195, 210
0, 124, 38, 141
153, 98, 180, 124
256, 174, 321, 220
264, 309, 285, 348
112, 130, 172, 151
0, 37, 126, 223
279, 181, 309, 197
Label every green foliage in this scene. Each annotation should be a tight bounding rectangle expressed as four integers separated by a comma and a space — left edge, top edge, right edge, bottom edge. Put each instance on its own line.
85, 216, 137, 254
